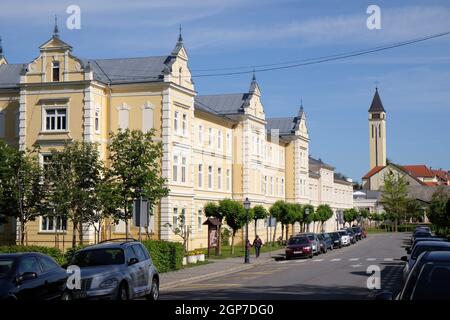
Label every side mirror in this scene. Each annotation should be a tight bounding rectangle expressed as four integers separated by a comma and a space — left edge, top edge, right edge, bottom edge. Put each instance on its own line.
401, 256, 408, 262
16, 272, 37, 284
128, 258, 139, 266
406, 249, 411, 254
375, 292, 393, 300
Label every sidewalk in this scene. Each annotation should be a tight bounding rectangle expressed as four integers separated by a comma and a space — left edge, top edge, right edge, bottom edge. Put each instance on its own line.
160, 248, 285, 290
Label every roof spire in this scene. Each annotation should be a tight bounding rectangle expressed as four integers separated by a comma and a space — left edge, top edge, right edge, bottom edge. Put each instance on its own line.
178, 24, 183, 43
298, 98, 305, 118
53, 15, 59, 38
252, 68, 256, 81
368, 86, 385, 113
249, 69, 259, 95
0, 36, 3, 57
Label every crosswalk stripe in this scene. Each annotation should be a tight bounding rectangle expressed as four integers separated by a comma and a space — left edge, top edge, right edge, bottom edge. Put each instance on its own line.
349, 258, 359, 261
313, 259, 324, 262
331, 258, 341, 262
383, 258, 394, 261
366, 258, 376, 261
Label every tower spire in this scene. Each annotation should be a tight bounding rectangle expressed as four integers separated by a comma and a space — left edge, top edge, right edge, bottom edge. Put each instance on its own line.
0, 36, 3, 57
178, 24, 183, 43
298, 98, 304, 118
53, 15, 59, 38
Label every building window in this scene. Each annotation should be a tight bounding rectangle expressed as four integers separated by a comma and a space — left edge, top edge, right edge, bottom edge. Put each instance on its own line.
174, 111, 179, 133
270, 177, 273, 195
44, 108, 67, 131
198, 125, 203, 144
198, 210, 203, 231
178, 67, 182, 86
173, 208, 178, 228
198, 164, 203, 188
182, 113, 187, 136
217, 167, 222, 190
181, 157, 187, 183
173, 155, 178, 182
217, 130, 222, 150
257, 136, 260, 155
208, 128, 213, 147
208, 165, 213, 189
41, 216, 67, 232
52, 61, 60, 82
276, 177, 279, 195
226, 169, 231, 191
226, 132, 231, 153
281, 178, 284, 195
95, 108, 100, 133
264, 176, 267, 194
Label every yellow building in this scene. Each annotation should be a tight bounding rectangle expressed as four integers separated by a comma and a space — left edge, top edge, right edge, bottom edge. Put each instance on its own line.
0, 27, 353, 249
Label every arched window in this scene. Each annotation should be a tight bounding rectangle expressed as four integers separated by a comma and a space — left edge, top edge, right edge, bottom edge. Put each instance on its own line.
178, 67, 182, 85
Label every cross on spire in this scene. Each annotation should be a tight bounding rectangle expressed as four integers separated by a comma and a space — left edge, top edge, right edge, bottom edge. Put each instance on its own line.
53, 15, 60, 38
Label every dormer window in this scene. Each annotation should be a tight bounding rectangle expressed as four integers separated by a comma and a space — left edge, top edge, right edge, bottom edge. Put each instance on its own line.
178, 67, 182, 85
52, 61, 60, 82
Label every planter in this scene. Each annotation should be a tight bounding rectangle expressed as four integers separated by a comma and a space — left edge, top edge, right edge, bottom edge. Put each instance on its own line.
196, 254, 205, 262
187, 255, 197, 264
182, 257, 187, 266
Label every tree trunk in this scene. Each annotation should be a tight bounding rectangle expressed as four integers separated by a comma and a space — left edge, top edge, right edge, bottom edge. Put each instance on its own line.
72, 221, 77, 248
79, 221, 84, 245
217, 225, 222, 256
20, 219, 25, 245
272, 222, 277, 243
231, 231, 235, 255
125, 218, 129, 239
281, 224, 285, 242
285, 224, 289, 240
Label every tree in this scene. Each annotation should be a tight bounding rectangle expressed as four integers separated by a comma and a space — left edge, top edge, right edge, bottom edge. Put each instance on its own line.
406, 199, 425, 223
252, 205, 268, 238
301, 204, 315, 232
164, 214, 191, 255
107, 129, 169, 239
0, 142, 50, 244
281, 203, 297, 240
220, 199, 249, 255
381, 172, 409, 232
343, 208, 358, 227
204, 202, 224, 255
428, 187, 450, 235
269, 200, 285, 243
316, 204, 333, 232
291, 203, 303, 234
47, 141, 104, 247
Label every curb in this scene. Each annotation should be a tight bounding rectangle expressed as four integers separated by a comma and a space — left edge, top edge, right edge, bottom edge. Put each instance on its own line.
160, 254, 279, 290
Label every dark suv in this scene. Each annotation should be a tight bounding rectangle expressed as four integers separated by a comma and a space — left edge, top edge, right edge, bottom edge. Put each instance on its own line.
68, 239, 159, 300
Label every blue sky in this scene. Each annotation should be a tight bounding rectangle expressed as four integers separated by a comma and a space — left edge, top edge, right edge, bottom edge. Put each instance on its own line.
1, 0, 450, 181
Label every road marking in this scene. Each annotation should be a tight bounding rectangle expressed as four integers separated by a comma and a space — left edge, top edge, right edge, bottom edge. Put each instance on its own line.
349, 258, 360, 261
278, 260, 289, 264
313, 259, 324, 262
351, 264, 363, 268
295, 259, 307, 263
383, 258, 394, 261
366, 258, 377, 261
330, 258, 341, 262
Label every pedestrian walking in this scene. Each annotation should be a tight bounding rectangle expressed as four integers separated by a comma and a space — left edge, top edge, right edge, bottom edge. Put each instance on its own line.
253, 235, 263, 258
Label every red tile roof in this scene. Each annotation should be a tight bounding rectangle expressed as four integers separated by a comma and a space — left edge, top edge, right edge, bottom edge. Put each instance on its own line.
402, 165, 435, 178
424, 182, 438, 186
362, 166, 385, 179
432, 169, 450, 180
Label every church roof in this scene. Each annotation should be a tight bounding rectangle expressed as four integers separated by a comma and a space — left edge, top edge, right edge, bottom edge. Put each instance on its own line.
266, 117, 298, 135
362, 166, 385, 179
402, 165, 435, 178
0, 63, 22, 88
368, 88, 385, 113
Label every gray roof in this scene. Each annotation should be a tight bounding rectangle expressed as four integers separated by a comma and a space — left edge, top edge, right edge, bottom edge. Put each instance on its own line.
309, 156, 335, 171
0, 63, 22, 88
82, 56, 170, 84
354, 190, 382, 200
194, 93, 249, 115
407, 185, 450, 203
369, 88, 385, 112
266, 117, 298, 135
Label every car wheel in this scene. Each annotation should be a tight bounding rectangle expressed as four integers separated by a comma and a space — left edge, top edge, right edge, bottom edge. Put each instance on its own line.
117, 282, 129, 301
286, 255, 291, 260
61, 290, 73, 301
309, 253, 313, 259
146, 277, 159, 301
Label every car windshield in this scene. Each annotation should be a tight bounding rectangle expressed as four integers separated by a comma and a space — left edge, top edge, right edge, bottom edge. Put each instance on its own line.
414, 232, 431, 238
330, 233, 339, 239
338, 231, 347, 236
412, 245, 450, 260
288, 237, 309, 245
412, 264, 450, 300
0, 258, 15, 278
71, 248, 125, 267
306, 235, 314, 240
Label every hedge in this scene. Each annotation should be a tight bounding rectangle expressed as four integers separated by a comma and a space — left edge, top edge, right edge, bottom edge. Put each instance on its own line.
142, 240, 184, 273
0, 245, 65, 265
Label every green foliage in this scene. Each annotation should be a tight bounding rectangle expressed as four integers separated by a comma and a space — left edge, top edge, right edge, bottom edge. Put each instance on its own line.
359, 208, 370, 219
204, 202, 222, 220
406, 199, 425, 223
142, 240, 184, 273
381, 172, 409, 231
343, 208, 358, 225
428, 187, 450, 232
302, 204, 315, 224
107, 129, 169, 234
221, 228, 231, 246
252, 205, 268, 221
316, 204, 333, 223
221, 199, 247, 235
0, 245, 65, 265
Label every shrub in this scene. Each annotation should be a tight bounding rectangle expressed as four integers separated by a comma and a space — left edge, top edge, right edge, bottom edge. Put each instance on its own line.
142, 240, 184, 273
0, 245, 65, 265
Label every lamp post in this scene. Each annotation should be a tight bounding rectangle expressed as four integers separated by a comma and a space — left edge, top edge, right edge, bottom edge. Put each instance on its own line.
243, 197, 251, 264
305, 207, 310, 232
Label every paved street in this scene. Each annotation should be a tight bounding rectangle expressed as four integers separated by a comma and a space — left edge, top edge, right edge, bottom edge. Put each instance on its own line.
161, 233, 407, 300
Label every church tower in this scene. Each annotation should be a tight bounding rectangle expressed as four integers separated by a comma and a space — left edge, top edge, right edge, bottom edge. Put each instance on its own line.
368, 88, 386, 169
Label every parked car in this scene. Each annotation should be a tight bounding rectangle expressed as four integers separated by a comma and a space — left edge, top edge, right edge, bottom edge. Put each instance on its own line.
414, 225, 431, 233
68, 239, 159, 300
0, 253, 70, 301
296, 233, 320, 255
319, 233, 334, 252
329, 232, 343, 248
285, 236, 314, 259
411, 230, 432, 244
344, 228, 357, 244
406, 237, 447, 254
377, 251, 450, 300
337, 230, 351, 246
401, 241, 450, 282
351, 226, 362, 241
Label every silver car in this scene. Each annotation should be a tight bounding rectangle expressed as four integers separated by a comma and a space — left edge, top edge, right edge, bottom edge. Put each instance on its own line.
68, 240, 159, 300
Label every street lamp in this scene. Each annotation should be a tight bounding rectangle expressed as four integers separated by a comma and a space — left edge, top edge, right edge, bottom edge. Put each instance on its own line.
243, 197, 251, 264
